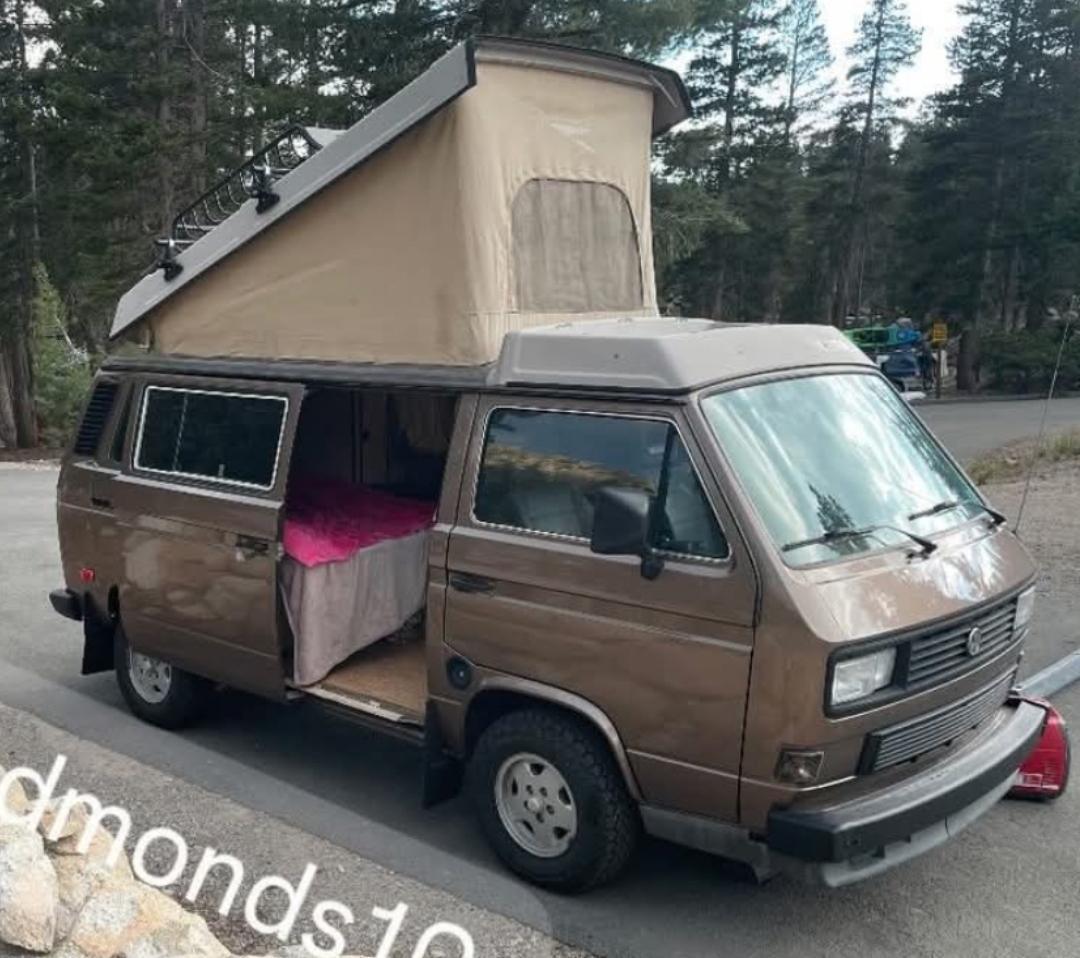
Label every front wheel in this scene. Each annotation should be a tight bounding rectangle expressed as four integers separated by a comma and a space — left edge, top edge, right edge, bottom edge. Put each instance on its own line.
468, 708, 639, 892
115, 627, 209, 729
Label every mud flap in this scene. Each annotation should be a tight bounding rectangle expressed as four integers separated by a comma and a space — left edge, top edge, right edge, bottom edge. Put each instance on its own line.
81, 596, 116, 675
422, 701, 463, 807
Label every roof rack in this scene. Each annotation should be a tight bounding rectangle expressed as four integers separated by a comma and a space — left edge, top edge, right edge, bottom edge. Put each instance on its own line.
154, 125, 337, 279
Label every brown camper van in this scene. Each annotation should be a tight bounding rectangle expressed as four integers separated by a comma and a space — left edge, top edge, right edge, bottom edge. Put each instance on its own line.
51, 39, 1047, 892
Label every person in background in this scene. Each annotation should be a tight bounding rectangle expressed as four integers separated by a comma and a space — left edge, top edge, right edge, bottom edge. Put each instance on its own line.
919, 333, 935, 391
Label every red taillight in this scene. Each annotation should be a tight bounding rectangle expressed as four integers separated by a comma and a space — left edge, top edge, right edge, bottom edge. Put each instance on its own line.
1009, 698, 1070, 801
79, 567, 96, 584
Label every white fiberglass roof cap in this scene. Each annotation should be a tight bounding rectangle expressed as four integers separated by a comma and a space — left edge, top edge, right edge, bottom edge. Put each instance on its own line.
492, 317, 873, 392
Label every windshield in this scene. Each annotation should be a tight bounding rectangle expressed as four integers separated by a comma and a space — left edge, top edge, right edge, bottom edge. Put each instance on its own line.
701, 372, 984, 567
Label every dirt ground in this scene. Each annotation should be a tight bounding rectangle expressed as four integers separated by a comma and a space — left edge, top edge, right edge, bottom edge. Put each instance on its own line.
980, 459, 1080, 677
0, 446, 63, 463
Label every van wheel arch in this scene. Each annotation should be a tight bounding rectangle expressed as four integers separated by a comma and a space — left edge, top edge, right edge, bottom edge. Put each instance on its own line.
465, 704, 641, 890
114, 625, 209, 728
464, 686, 641, 801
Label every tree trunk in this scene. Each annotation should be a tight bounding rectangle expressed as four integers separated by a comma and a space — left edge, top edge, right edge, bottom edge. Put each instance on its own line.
186, 0, 208, 197
975, 2, 1021, 329
784, 31, 800, 144
5, 0, 39, 447
0, 352, 19, 448
710, 262, 727, 320
253, 22, 264, 148
305, 0, 321, 123
957, 326, 980, 392
720, 17, 742, 183
1001, 244, 1021, 331
156, 0, 175, 232
834, 2, 885, 327
3, 336, 37, 445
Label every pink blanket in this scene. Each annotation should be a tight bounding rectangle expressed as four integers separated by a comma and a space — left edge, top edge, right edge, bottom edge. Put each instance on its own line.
283, 477, 436, 568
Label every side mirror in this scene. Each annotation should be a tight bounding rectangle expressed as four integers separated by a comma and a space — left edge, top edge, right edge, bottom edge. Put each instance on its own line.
589, 487, 664, 579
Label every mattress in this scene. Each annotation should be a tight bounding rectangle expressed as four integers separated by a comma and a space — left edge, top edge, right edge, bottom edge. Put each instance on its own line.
279, 477, 434, 687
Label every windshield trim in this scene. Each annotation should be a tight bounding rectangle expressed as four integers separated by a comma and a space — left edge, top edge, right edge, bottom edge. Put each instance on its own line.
696, 363, 882, 401
695, 368, 990, 570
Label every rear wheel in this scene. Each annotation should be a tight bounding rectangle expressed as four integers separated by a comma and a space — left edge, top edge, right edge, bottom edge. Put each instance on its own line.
468, 708, 639, 892
115, 627, 208, 729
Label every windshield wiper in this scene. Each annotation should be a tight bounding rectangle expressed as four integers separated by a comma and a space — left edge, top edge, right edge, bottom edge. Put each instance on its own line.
782, 524, 937, 557
907, 500, 960, 521
908, 499, 1008, 527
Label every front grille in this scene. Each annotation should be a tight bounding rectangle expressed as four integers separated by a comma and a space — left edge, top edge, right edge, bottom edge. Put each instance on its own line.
905, 598, 1019, 688
860, 672, 1014, 773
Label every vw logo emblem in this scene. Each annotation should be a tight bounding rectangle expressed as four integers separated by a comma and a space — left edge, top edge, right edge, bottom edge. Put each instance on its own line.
966, 626, 985, 657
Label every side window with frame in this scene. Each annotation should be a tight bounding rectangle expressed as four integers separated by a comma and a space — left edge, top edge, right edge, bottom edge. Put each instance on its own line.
135, 386, 288, 490
106, 390, 133, 466
474, 408, 728, 560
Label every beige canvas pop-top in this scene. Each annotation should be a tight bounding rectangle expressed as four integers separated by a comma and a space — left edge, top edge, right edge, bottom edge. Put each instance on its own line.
110, 37, 691, 367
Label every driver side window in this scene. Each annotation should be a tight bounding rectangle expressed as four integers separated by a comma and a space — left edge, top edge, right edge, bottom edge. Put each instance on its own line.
473, 408, 728, 560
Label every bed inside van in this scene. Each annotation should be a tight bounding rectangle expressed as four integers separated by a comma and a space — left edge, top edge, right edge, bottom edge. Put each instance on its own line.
280, 387, 457, 725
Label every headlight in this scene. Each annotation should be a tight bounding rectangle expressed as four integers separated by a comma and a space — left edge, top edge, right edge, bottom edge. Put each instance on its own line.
831, 648, 897, 706
1015, 586, 1036, 633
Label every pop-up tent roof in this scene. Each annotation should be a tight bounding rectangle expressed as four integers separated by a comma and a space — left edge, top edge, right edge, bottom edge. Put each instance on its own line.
110, 37, 690, 366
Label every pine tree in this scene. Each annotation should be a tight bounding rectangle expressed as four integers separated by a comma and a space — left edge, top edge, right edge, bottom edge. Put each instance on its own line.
658, 0, 835, 323
658, 0, 788, 319
778, 0, 833, 142
0, 0, 45, 446
828, 0, 920, 324
899, 0, 1080, 386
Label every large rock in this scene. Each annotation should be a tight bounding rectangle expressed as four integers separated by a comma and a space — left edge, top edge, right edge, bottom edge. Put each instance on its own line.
55, 872, 227, 958
0, 823, 59, 953
117, 910, 231, 958
51, 839, 134, 941
38, 801, 85, 846
37, 798, 134, 940
0, 767, 29, 821
39, 800, 132, 872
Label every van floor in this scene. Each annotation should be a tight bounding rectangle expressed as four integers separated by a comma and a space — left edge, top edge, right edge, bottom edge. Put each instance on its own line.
304, 638, 427, 726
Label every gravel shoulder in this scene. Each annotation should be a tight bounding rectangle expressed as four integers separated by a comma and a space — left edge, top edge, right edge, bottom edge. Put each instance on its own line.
978, 459, 1080, 677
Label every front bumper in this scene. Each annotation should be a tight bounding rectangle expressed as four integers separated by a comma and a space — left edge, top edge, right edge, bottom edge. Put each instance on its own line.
766, 698, 1046, 885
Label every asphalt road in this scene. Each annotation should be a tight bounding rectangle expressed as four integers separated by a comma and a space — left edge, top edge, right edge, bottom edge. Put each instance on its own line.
917, 395, 1080, 462
2, 402, 1079, 958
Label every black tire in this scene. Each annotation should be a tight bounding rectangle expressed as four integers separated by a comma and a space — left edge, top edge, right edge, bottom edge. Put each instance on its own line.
467, 708, 639, 892
114, 626, 209, 729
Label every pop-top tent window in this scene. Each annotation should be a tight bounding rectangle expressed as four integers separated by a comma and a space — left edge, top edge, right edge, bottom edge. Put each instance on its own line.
512, 180, 642, 313
109, 38, 690, 367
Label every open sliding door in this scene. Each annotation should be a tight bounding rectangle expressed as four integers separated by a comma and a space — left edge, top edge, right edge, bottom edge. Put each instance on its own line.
114, 375, 304, 698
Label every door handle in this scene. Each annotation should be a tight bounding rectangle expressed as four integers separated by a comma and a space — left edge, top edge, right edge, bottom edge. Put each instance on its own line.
233, 534, 270, 558
449, 572, 495, 595
90, 496, 112, 509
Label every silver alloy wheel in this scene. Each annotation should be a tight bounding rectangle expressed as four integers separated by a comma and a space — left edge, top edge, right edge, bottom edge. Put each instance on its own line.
128, 651, 173, 705
494, 752, 577, 858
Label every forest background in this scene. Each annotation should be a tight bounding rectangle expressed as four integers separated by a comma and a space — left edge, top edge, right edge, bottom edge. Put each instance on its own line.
1, 0, 1078, 446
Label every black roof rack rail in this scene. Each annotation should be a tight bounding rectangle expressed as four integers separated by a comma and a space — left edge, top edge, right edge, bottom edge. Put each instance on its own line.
154, 126, 325, 278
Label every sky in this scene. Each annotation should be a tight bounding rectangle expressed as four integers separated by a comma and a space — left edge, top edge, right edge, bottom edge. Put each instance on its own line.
666, 0, 966, 120
821, 0, 964, 107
